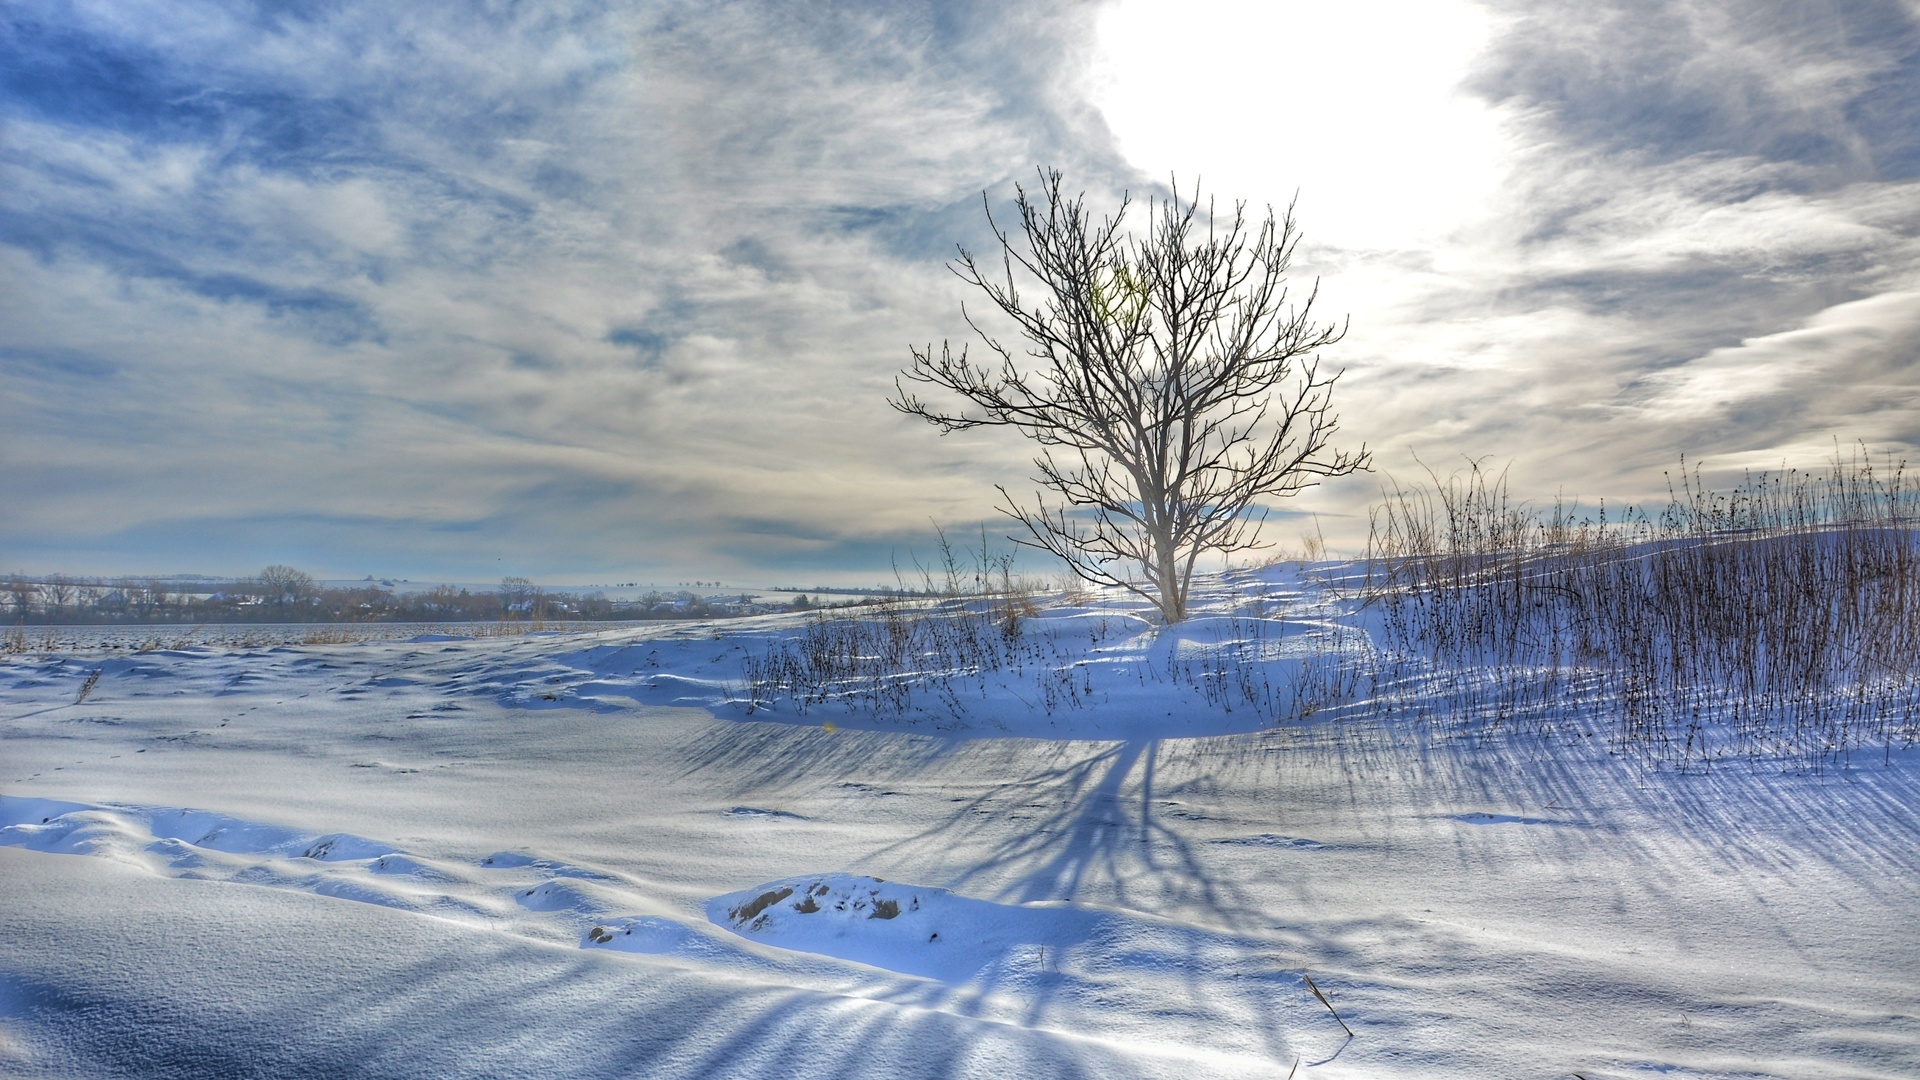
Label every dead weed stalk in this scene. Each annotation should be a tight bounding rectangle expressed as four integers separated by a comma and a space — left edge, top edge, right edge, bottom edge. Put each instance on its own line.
1363, 447, 1920, 769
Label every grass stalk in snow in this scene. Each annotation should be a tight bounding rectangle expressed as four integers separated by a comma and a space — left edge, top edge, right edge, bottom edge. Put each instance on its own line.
741, 571, 1373, 728
740, 588, 1063, 721
1302, 970, 1353, 1038
1162, 586, 1378, 724
1363, 447, 1920, 769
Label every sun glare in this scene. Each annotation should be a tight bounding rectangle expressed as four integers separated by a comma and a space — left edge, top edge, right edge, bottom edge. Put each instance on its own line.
1090, 0, 1513, 251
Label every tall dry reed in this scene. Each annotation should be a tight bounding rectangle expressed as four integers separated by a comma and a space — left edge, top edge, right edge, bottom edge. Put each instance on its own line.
1364, 449, 1920, 768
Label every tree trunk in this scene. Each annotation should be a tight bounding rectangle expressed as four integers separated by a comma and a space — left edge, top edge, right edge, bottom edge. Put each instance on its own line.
1152, 534, 1184, 623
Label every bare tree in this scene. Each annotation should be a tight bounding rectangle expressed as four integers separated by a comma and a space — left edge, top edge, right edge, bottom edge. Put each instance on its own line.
42, 575, 74, 619
891, 170, 1369, 622
499, 576, 543, 619
257, 565, 316, 609
5, 577, 35, 620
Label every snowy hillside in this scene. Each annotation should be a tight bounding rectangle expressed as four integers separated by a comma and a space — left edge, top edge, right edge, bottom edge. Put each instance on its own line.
2, 567, 1916, 1079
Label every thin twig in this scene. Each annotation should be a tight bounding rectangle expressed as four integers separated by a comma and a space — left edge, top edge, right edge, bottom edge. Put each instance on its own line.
1302, 970, 1353, 1037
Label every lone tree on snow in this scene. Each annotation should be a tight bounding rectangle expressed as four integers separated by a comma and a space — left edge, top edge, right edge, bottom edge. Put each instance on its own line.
891, 170, 1369, 623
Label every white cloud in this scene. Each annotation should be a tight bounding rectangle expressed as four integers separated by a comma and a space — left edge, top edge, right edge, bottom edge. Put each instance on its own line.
6, 0, 1920, 575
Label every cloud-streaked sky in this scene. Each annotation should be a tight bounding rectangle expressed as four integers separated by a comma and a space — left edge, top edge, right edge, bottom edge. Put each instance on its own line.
5, 0, 1919, 583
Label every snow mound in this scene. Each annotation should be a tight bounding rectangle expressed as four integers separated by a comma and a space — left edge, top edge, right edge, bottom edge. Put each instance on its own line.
707, 873, 1101, 984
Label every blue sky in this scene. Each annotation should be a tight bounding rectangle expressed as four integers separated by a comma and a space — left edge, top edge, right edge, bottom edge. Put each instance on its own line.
4, 0, 1919, 584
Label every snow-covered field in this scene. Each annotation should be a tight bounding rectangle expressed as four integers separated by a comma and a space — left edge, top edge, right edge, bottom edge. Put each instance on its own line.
3, 568, 1916, 1078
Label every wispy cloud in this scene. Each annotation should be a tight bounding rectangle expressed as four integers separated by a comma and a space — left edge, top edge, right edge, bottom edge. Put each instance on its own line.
1307, 0, 1920, 513
1, 0, 1120, 579
4, 0, 1919, 578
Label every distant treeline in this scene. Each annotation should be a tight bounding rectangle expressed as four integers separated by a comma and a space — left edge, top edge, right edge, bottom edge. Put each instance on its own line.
0, 567, 829, 625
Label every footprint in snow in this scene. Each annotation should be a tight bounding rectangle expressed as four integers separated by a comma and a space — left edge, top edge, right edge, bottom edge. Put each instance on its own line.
1455, 811, 1578, 826
1211, 834, 1329, 850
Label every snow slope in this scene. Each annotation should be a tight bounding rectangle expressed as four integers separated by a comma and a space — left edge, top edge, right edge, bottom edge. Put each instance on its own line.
2, 568, 1916, 1078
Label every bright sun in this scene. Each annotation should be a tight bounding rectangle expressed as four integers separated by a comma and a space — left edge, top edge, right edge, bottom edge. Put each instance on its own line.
1090, 0, 1514, 251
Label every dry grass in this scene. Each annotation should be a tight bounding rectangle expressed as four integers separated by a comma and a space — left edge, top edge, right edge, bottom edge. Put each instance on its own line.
1302, 970, 1353, 1038
1362, 448, 1920, 768
1163, 596, 1376, 726
743, 526, 1374, 727
742, 530, 1085, 721
726, 887, 794, 927
740, 588, 1064, 720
